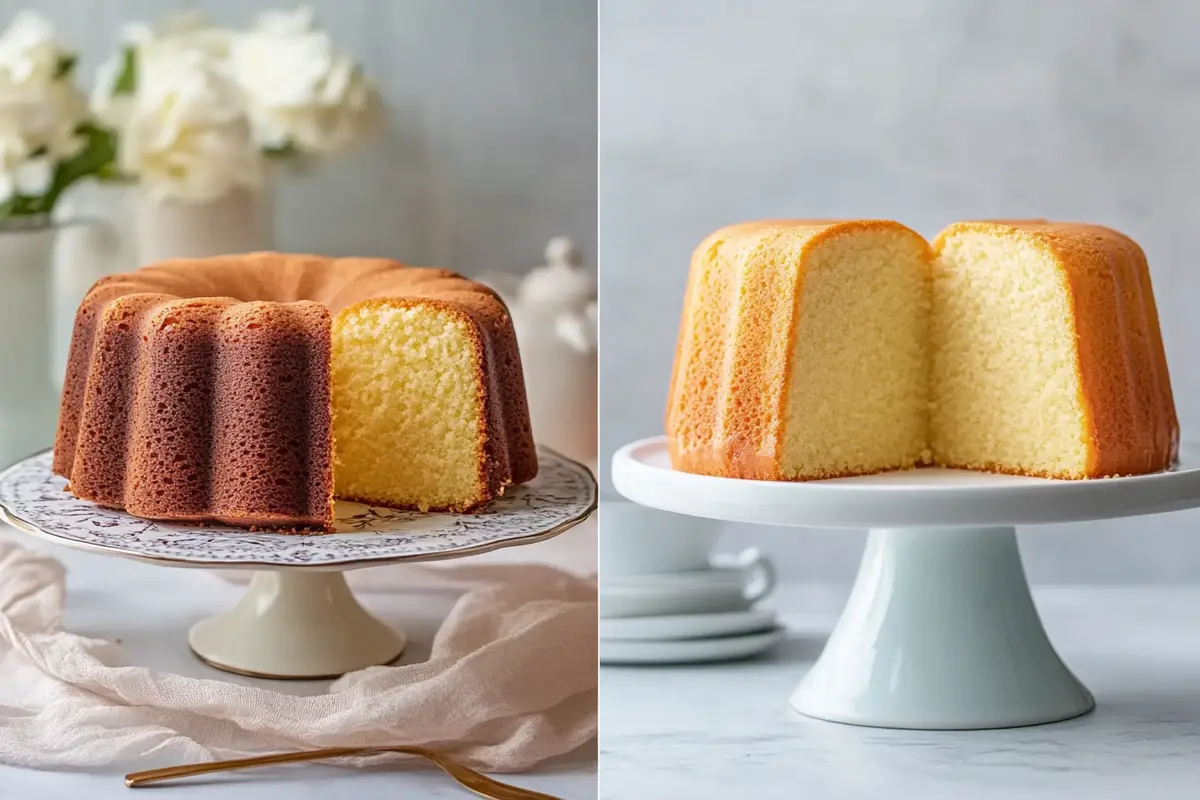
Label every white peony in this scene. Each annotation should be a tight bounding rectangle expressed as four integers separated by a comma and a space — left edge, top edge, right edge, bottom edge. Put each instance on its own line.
89, 7, 383, 203
0, 12, 88, 206
117, 41, 261, 203
230, 7, 381, 154
92, 11, 233, 138
0, 11, 64, 83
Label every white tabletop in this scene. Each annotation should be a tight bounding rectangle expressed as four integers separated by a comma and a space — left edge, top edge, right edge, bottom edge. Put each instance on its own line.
600, 582, 1200, 800
0, 522, 597, 800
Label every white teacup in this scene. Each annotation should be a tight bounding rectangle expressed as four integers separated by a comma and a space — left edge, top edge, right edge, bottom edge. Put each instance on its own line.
600, 500, 721, 576
598, 500, 777, 611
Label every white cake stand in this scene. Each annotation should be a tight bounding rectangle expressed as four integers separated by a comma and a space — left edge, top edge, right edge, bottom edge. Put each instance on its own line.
0, 448, 595, 680
613, 435, 1200, 730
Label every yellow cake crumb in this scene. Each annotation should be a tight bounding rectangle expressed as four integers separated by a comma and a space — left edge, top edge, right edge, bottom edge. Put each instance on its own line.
332, 302, 483, 510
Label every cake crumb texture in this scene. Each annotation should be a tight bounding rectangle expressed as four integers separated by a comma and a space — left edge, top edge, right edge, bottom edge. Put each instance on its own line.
333, 302, 486, 512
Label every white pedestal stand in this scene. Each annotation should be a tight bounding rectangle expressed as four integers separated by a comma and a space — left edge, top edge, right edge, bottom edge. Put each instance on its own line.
187, 570, 407, 679
0, 449, 595, 680
613, 436, 1200, 730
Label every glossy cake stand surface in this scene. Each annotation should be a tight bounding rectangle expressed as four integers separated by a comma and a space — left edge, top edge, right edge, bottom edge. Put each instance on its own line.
612, 436, 1200, 730
0, 448, 596, 680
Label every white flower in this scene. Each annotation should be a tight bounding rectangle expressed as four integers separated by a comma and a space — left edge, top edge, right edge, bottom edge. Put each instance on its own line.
0, 11, 62, 83
118, 42, 262, 203
230, 7, 381, 154
90, 52, 131, 130
92, 11, 233, 133
252, 6, 315, 37
0, 12, 88, 205
89, 6, 384, 203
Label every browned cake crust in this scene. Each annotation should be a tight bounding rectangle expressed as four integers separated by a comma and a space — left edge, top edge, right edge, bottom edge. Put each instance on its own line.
54, 253, 538, 531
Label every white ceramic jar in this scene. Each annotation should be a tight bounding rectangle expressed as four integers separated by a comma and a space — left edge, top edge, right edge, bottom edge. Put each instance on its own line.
51, 181, 135, 386
0, 218, 60, 469
488, 237, 597, 464
134, 184, 275, 264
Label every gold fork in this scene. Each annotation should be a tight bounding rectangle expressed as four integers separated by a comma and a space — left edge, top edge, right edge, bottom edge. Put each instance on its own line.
124, 745, 565, 799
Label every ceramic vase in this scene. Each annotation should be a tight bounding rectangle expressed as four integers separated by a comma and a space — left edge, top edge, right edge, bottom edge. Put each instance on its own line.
134, 184, 275, 264
50, 181, 136, 386
0, 219, 60, 470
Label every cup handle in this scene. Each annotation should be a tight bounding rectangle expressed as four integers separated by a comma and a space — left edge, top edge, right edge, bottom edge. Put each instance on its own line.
720, 547, 776, 603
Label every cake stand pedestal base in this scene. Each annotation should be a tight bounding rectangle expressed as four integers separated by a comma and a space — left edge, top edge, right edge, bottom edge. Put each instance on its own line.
789, 526, 1094, 730
188, 570, 405, 680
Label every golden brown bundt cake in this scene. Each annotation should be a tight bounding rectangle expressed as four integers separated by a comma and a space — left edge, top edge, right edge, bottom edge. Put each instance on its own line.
666, 219, 1177, 482
54, 253, 538, 530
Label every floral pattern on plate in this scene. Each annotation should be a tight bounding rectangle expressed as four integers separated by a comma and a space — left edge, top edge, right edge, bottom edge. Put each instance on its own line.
0, 449, 595, 567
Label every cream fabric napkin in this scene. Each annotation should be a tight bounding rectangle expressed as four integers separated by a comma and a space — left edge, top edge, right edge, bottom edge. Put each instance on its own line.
0, 540, 597, 771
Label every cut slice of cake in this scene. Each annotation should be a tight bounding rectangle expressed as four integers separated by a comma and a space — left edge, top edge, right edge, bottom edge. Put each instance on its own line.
930, 221, 1178, 478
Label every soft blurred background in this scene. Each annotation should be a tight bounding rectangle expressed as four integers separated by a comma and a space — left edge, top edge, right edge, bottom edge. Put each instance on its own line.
0, 0, 598, 565
25, 0, 598, 270
599, 0, 1200, 583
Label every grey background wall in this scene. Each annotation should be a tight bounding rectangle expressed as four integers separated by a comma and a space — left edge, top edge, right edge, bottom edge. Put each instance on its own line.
599, 0, 1200, 583
13, 0, 597, 275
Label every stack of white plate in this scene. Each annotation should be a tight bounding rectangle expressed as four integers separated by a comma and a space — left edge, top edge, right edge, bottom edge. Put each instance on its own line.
599, 548, 784, 665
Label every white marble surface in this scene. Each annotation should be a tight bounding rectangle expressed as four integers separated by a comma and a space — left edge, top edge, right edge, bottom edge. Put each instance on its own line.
600, 582, 1200, 800
0, 522, 597, 800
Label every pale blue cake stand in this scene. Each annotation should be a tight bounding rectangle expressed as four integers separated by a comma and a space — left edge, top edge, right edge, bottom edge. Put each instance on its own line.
613, 436, 1200, 730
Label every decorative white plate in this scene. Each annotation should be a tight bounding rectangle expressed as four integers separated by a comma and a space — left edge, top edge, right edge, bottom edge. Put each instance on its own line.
0, 447, 596, 679
599, 626, 785, 666
599, 609, 778, 642
0, 448, 596, 569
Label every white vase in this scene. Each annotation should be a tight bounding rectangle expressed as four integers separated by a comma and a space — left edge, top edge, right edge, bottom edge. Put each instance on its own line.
0, 220, 60, 470
134, 184, 275, 264
51, 181, 136, 387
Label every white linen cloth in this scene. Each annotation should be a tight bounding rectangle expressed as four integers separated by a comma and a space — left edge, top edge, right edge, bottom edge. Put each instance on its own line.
0, 540, 597, 772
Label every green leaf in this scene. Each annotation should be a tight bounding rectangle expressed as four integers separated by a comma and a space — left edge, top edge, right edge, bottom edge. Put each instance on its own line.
95, 162, 136, 183
112, 46, 137, 94
0, 191, 48, 219
263, 140, 299, 159
9, 123, 122, 217
55, 54, 77, 79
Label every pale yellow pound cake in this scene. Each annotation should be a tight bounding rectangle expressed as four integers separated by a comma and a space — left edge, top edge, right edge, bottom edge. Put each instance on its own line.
667, 220, 933, 480
666, 219, 1178, 481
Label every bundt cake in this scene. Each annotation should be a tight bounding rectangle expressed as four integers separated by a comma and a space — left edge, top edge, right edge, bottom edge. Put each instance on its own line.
54, 253, 538, 530
666, 219, 1178, 481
